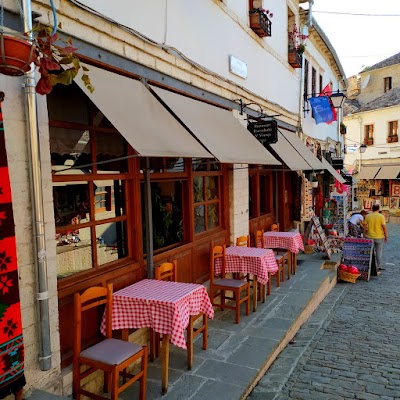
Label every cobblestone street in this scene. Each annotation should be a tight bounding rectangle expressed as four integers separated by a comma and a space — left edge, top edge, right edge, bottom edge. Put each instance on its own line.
249, 223, 400, 400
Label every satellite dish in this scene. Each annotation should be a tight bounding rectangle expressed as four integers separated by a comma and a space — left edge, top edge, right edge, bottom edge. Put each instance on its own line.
361, 75, 370, 89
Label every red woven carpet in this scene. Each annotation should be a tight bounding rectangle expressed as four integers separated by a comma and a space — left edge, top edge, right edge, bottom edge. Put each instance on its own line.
0, 103, 26, 398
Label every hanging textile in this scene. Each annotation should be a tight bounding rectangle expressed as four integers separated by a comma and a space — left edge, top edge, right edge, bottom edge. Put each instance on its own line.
0, 101, 26, 398
320, 84, 337, 124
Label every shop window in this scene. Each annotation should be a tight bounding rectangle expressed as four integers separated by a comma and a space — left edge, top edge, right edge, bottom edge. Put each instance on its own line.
141, 180, 184, 252
140, 157, 185, 173
384, 77, 392, 92
364, 125, 374, 145
193, 162, 222, 234
49, 84, 132, 280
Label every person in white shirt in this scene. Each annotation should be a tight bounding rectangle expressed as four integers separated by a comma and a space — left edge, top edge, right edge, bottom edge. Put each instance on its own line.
347, 210, 367, 237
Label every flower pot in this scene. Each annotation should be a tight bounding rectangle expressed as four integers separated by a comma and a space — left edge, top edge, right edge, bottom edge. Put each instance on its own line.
311, 181, 318, 188
249, 10, 272, 37
392, 136, 398, 143
288, 50, 302, 68
0, 34, 35, 76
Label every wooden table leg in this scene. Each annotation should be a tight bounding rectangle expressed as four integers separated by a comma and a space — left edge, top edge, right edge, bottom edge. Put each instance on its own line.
161, 334, 170, 394
287, 252, 292, 280
291, 252, 297, 275
15, 389, 23, 400
253, 275, 257, 312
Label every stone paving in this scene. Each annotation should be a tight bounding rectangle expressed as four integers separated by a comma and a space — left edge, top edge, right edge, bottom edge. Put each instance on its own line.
249, 222, 400, 400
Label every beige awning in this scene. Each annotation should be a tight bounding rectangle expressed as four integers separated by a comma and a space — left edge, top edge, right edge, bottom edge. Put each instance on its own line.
279, 130, 325, 170
151, 86, 280, 165
321, 157, 346, 183
269, 132, 313, 170
357, 166, 381, 180
74, 64, 212, 159
374, 165, 400, 179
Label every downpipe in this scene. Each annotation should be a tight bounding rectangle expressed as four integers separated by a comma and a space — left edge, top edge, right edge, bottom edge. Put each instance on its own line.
22, 0, 52, 371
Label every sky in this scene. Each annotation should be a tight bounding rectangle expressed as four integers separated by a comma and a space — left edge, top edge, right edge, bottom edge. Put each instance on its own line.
306, 0, 400, 77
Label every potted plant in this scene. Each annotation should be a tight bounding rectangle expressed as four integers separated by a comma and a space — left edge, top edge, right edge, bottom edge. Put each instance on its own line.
288, 24, 308, 68
310, 173, 319, 188
0, 23, 93, 95
249, 8, 272, 38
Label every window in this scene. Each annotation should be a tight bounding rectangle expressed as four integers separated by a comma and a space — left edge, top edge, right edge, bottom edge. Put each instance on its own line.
249, 168, 272, 218
319, 74, 323, 95
193, 159, 222, 234
304, 59, 309, 103
364, 124, 374, 145
311, 67, 316, 97
384, 77, 392, 92
388, 121, 398, 142
49, 84, 132, 279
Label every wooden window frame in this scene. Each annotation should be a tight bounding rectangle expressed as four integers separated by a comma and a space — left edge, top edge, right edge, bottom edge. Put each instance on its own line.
364, 124, 374, 144
384, 77, 392, 93
311, 67, 316, 97
304, 59, 309, 103
249, 167, 273, 219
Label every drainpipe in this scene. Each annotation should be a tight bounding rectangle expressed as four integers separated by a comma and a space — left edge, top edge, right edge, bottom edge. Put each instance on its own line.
22, 0, 52, 370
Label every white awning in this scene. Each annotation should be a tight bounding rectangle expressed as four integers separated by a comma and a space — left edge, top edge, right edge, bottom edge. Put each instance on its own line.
373, 165, 400, 179
74, 64, 212, 159
151, 86, 280, 165
269, 132, 313, 170
279, 130, 325, 170
357, 166, 381, 180
321, 157, 346, 183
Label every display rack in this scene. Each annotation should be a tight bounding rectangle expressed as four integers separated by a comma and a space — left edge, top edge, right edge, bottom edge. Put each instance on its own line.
331, 192, 348, 237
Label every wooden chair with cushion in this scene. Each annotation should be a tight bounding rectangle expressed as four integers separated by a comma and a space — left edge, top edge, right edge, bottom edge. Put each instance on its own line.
269, 223, 291, 279
235, 235, 250, 247
253, 229, 268, 300
151, 260, 208, 370
73, 284, 148, 400
210, 243, 250, 324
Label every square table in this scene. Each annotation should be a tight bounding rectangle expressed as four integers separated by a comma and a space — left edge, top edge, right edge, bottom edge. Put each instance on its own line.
215, 246, 278, 312
263, 231, 304, 279
101, 279, 214, 394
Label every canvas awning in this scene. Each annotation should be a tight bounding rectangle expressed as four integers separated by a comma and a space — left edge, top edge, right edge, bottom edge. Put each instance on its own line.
321, 157, 346, 183
279, 130, 325, 170
357, 166, 381, 180
151, 86, 280, 165
269, 132, 313, 170
73, 64, 212, 159
374, 165, 400, 179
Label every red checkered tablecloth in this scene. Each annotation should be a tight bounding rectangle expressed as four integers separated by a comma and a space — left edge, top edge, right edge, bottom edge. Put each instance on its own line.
263, 232, 305, 254
215, 246, 278, 285
100, 279, 214, 349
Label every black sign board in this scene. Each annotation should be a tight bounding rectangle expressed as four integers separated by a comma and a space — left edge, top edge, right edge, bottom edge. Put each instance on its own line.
247, 120, 278, 144
331, 157, 344, 169
342, 238, 373, 281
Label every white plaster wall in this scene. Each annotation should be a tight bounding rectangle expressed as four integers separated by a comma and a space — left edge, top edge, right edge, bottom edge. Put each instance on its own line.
76, 0, 301, 114
344, 106, 400, 170
0, 73, 62, 397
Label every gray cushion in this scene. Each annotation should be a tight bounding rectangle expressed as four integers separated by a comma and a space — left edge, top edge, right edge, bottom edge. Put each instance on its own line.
214, 278, 248, 288
80, 338, 143, 365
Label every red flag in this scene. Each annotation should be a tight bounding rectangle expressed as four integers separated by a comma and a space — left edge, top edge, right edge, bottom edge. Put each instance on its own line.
320, 84, 337, 124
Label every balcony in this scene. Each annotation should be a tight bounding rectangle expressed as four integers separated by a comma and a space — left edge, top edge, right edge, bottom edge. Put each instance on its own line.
249, 9, 272, 38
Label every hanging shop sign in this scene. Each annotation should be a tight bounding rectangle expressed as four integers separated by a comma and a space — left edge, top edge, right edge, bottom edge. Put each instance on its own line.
247, 120, 278, 145
331, 157, 344, 169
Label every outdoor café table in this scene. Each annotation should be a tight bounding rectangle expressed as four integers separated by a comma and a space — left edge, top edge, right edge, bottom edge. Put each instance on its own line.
101, 278, 214, 394
263, 231, 305, 279
215, 246, 278, 312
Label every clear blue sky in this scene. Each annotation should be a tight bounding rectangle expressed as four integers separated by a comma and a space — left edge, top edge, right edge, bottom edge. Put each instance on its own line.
309, 0, 400, 77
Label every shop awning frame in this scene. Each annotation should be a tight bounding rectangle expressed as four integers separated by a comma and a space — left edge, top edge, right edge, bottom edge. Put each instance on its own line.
373, 165, 400, 180
356, 166, 381, 180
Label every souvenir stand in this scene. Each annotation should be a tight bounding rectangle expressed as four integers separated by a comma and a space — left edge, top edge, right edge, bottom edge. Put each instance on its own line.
325, 192, 348, 253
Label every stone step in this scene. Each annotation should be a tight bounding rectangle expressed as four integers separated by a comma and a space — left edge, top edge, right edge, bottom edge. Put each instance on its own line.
25, 390, 71, 400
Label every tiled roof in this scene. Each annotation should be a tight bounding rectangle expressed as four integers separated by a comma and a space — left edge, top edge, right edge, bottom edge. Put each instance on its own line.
361, 52, 400, 73
343, 98, 361, 116
354, 87, 400, 113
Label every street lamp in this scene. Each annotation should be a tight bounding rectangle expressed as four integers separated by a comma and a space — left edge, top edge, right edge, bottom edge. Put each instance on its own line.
329, 90, 347, 108
359, 144, 367, 153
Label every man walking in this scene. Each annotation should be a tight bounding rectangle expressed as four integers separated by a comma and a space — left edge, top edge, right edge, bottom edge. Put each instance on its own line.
364, 204, 388, 273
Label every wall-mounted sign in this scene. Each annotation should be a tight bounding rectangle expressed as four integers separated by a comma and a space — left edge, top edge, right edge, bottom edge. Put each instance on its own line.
229, 55, 248, 79
331, 157, 344, 169
247, 120, 278, 145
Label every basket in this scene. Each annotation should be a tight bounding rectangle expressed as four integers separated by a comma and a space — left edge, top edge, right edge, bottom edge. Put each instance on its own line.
338, 270, 361, 284
303, 244, 314, 254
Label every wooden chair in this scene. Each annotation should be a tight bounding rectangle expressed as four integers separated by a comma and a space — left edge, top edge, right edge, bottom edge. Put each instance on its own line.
269, 253, 287, 288
269, 223, 291, 278
73, 284, 148, 400
235, 235, 250, 247
254, 229, 268, 300
151, 261, 208, 370
210, 243, 250, 324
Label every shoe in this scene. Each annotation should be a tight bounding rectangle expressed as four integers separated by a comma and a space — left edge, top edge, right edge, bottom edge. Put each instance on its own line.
378, 267, 385, 271
377, 271, 382, 276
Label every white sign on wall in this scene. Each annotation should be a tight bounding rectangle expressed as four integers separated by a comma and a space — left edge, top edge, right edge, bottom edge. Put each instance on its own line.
229, 55, 248, 79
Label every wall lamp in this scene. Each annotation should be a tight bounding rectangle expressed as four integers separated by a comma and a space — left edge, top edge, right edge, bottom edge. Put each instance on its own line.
235, 99, 280, 119
359, 144, 367, 153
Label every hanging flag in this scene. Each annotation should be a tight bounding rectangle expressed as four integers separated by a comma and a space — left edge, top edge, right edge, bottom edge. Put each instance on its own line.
309, 96, 335, 124
320, 83, 337, 123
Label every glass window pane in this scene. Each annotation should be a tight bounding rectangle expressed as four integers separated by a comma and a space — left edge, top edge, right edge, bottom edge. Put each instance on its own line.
192, 158, 220, 171
206, 176, 218, 200
47, 83, 89, 124
141, 181, 184, 252
56, 227, 92, 278
249, 175, 254, 219
50, 128, 92, 173
260, 175, 269, 214
96, 132, 128, 173
207, 204, 219, 230
194, 205, 205, 234
53, 183, 91, 227
166, 158, 184, 172
96, 221, 127, 265
193, 176, 204, 202
94, 180, 126, 221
